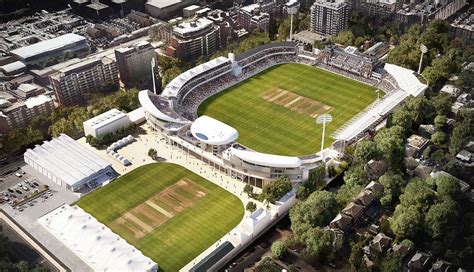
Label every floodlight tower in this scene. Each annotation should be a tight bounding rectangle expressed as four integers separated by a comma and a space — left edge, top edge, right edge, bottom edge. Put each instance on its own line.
285, 0, 300, 41
151, 57, 157, 94
418, 44, 428, 74
316, 114, 333, 161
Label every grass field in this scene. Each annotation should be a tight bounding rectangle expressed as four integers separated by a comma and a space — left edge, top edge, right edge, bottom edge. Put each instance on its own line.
198, 63, 378, 156
77, 163, 244, 271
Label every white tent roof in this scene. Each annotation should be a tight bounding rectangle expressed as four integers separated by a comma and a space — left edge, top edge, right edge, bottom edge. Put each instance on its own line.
11, 33, 86, 60
161, 56, 230, 98
24, 134, 111, 188
384, 63, 427, 97
191, 116, 238, 145
38, 205, 158, 272
230, 147, 301, 168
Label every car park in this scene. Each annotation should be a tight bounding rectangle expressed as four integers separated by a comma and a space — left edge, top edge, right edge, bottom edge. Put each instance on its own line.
19, 170, 25, 175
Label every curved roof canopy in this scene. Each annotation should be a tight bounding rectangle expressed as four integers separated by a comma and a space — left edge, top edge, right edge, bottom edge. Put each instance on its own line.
161, 56, 230, 98
138, 90, 189, 124
230, 147, 301, 168
384, 63, 427, 97
191, 116, 238, 145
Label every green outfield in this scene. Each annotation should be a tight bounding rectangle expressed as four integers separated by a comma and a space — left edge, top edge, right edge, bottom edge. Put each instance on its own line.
77, 163, 244, 271
198, 63, 379, 156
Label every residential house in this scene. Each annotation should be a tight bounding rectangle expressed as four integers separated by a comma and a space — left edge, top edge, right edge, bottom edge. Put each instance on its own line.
329, 213, 353, 231
406, 134, 430, 158
430, 259, 453, 272
365, 160, 386, 180
366, 233, 392, 259
365, 181, 384, 196
419, 124, 436, 139
408, 251, 433, 271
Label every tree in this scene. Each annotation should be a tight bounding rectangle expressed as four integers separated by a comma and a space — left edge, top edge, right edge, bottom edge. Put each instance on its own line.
374, 126, 405, 169
403, 96, 435, 126
331, 30, 354, 46
391, 108, 413, 132
434, 174, 461, 200
246, 201, 257, 213
450, 110, 473, 155
431, 131, 447, 145
271, 240, 287, 259
430, 149, 445, 165
380, 252, 403, 272
353, 140, 378, 163
344, 164, 368, 187
434, 115, 447, 130
425, 198, 459, 238
391, 205, 423, 239
432, 93, 453, 116
336, 183, 362, 207
290, 191, 339, 237
148, 148, 157, 158
300, 227, 334, 264
379, 173, 406, 203
259, 177, 292, 204
296, 185, 310, 200
243, 184, 254, 197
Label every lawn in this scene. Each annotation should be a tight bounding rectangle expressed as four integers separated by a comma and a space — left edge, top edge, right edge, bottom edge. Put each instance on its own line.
198, 63, 378, 156
77, 163, 244, 271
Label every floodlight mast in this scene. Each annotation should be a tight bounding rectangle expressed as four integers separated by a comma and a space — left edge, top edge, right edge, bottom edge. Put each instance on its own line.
418, 44, 428, 74
151, 57, 156, 94
316, 114, 333, 161
286, 0, 300, 41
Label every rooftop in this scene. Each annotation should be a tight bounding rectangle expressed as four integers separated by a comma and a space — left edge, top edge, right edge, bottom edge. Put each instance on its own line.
191, 116, 238, 145
10, 33, 86, 60
83, 108, 128, 129
146, 0, 182, 9
38, 205, 158, 272
24, 95, 52, 108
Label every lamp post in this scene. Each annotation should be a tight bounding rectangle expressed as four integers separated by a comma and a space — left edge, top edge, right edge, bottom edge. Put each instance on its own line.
316, 113, 332, 161
418, 44, 428, 74
151, 57, 156, 94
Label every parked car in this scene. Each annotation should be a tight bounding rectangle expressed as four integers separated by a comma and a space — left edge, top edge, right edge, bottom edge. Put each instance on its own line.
22, 186, 29, 191
19, 170, 25, 174
7, 188, 14, 193
15, 172, 22, 178
15, 190, 22, 194
33, 181, 39, 187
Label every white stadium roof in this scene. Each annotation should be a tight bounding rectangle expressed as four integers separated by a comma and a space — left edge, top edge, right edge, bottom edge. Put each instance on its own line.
24, 134, 111, 188
138, 90, 189, 124
230, 147, 301, 168
39, 205, 158, 272
191, 116, 238, 145
161, 56, 229, 98
384, 63, 427, 97
10, 33, 86, 60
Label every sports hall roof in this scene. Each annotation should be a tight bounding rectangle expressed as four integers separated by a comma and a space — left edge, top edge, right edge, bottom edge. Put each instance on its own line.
38, 205, 158, 272
161, 56, 230, 98
10, 33, 86, 60
24, 134, 111, 188
384, 63, 427, 97
191, 116, 238, 145
230, 147, 301, 168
